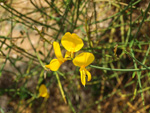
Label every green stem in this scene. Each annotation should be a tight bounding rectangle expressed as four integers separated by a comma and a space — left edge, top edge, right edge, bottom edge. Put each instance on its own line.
90, 65, 150, 72
55, 72, 67, 104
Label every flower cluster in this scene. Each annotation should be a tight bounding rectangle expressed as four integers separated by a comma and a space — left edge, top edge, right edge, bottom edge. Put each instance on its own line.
45, 32, 95, 86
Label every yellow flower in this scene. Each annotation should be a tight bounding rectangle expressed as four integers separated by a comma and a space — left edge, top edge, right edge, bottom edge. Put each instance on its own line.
61, 32, 84, 58
73, 52, 95, 86
39, 84, 49, 98
45, 41, 66, 71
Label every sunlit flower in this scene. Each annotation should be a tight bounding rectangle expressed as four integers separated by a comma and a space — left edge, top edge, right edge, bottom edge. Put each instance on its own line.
39, 84, 49, 98
73, 52, 95, 86
45, 41, 66, 71
61, 32, 84, 58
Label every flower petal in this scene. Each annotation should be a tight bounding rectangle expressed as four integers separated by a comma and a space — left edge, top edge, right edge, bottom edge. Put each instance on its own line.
61, 32, 84, 52
64, 51, 71, 58
39, 84, 49, 98
73, 52, 95, 67
80, 68, 86, 86
85, 69, 91, 81
72, 33, 84, 52
53, 41, 64, 61
45, 59, 62, 71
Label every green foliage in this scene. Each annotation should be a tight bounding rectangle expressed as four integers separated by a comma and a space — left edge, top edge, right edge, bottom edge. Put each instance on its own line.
0, 0, 150, 112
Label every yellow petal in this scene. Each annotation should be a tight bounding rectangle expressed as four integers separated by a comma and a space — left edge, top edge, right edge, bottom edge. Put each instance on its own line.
80, 68, 86, 86
85, 69, 91, 81
45, 59, 62, 71
72, 33, 84, 52
39, 84, 49, 98
53, 41, 64, 61
45, 93, 49, 98
64, 51, 71, 58
61, 32, 84, 52
73, 52, 95, 67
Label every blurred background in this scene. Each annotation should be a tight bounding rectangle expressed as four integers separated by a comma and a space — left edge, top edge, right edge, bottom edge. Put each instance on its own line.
0, 0, 150, 113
